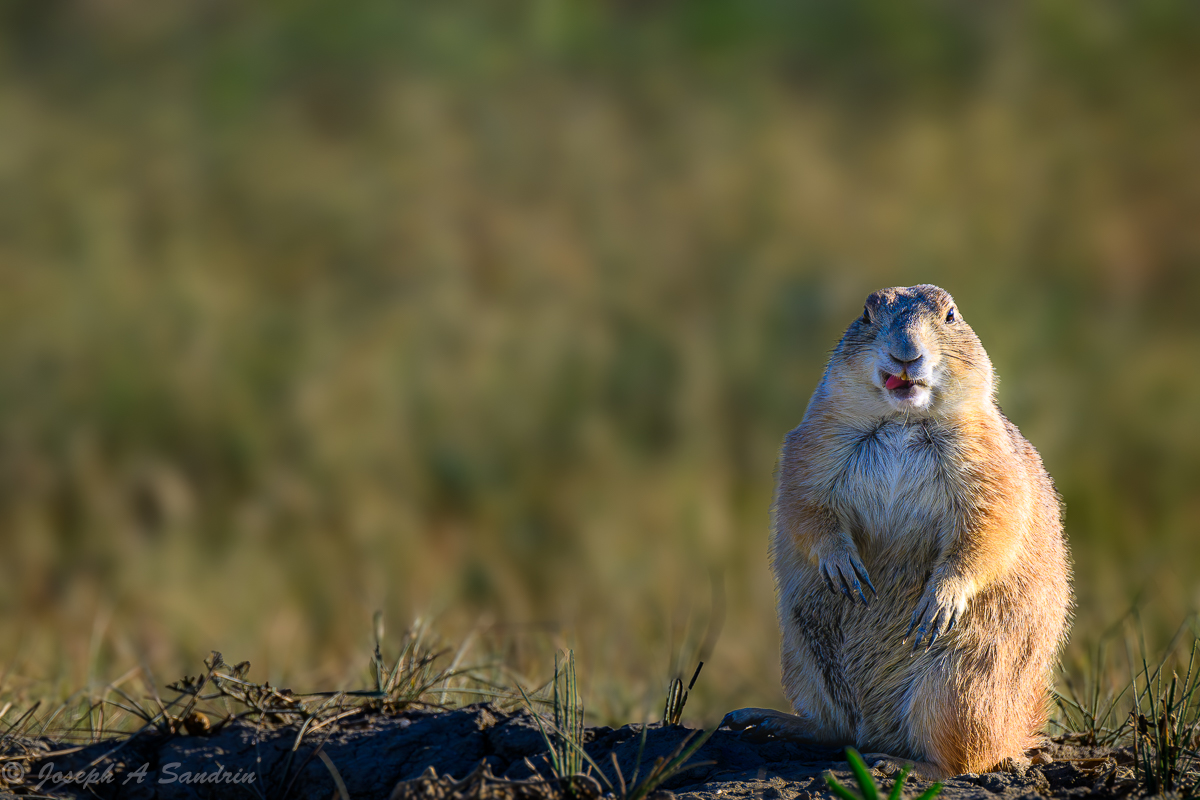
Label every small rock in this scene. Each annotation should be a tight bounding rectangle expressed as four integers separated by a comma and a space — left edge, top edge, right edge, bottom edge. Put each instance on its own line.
1026, 767, 1052, 794
977, 774, 1009, 793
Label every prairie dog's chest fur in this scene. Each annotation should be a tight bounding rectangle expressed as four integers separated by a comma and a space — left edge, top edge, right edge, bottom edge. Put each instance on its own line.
821, 419, 958, 544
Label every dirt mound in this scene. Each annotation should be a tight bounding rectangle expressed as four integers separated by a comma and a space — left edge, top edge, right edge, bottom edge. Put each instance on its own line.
4, 705, 1131, 799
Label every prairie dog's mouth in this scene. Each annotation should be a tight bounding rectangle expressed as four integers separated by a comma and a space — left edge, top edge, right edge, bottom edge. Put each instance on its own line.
882, 372, 925, 391
880, 372, 932, 409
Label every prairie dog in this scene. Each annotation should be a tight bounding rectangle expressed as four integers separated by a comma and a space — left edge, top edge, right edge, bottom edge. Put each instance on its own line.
724, 284, 1071, 779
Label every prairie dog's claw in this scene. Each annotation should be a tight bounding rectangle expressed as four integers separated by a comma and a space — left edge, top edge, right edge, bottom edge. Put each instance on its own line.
720, 708, 761, 731
906, 577, 970, 650
818, 546, 875, 606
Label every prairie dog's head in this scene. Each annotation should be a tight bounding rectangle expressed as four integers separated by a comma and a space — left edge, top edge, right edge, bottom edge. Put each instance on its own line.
829, 284, 994, 418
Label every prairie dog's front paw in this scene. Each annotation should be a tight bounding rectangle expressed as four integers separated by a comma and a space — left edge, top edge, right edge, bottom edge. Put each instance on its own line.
720, 708, 817, 741
906, 575, 971, 650
816, 542, 876, 605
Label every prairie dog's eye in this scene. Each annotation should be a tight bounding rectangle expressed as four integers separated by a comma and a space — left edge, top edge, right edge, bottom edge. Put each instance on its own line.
862, 306, 871, 324
946, 307, 957, 323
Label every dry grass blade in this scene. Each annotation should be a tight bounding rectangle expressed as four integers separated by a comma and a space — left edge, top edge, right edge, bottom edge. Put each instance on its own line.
1, 701, 40, 740
1127, 615, 1200, 796
319, 749, 351, 800
623, 726, 716, 800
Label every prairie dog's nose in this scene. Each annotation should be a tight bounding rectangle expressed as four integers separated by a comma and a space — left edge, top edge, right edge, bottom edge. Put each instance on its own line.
888, 332, 925, 367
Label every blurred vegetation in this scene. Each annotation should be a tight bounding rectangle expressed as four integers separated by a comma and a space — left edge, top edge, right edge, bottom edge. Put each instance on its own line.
0, 0, 1198, 726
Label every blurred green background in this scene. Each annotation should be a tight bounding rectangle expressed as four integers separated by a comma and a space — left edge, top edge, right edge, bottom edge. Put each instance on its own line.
0, 0, 1198, 724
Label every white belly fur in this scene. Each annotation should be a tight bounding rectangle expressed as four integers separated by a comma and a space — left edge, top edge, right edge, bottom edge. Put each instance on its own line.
826, 421, 954, 547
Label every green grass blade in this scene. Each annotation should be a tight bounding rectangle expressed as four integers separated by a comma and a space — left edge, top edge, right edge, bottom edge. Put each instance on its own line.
628, 722, 648, 790
913, 781, 944, 800
626, 727, 716, 800
845, 748, 880, 800
656, 726, 716, 777
825, 772, 864, 800
516, 681, 563, 777
887, 765, 910, 800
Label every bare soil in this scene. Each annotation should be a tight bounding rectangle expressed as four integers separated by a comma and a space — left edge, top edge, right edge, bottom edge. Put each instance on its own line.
4, 705, 1135, 800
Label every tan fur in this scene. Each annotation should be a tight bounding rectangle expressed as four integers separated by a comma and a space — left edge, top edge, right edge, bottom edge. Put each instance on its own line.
765, 285, 1071, 778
